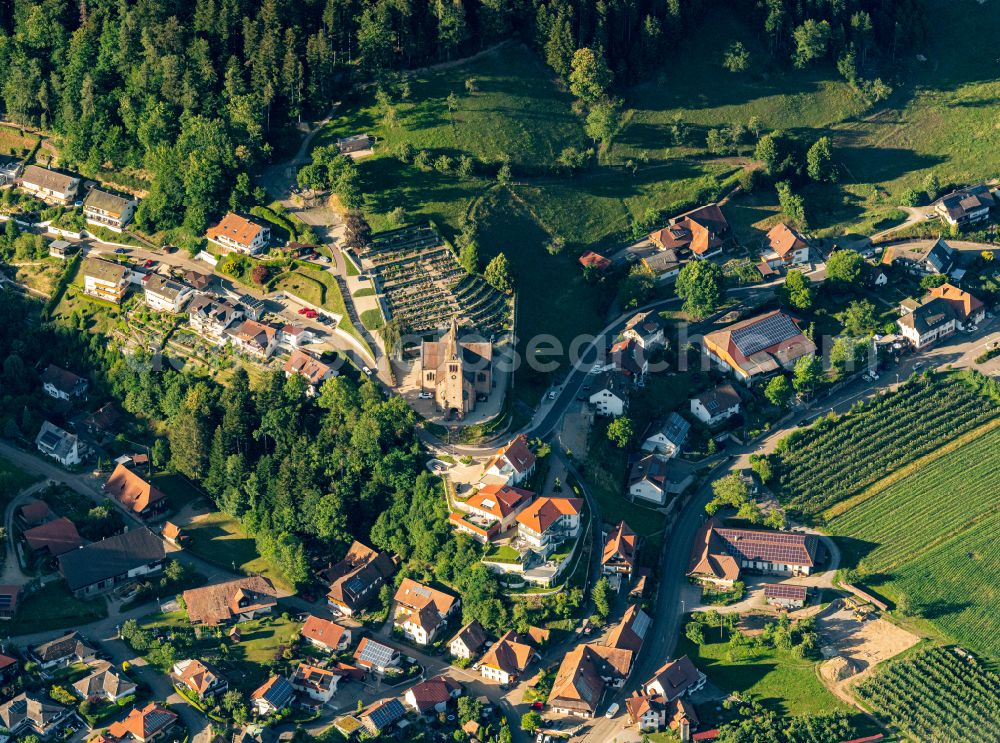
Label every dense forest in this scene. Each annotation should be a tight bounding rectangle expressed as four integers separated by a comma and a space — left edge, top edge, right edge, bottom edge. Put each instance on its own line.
0, 0, 923, 235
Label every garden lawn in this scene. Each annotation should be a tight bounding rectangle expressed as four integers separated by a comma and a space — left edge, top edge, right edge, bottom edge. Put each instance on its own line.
274, 271, 325, 307
0, 124, 39, 155
7, 582, 107, 635
675, 631, 851, 720
183, 510, 291, 592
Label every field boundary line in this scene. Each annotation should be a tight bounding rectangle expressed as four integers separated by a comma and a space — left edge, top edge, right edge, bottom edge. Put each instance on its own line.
821, 416, 1000, 521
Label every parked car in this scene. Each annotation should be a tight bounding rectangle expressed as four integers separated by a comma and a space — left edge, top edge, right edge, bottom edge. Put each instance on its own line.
605, 702, 620, 719
114, 247, 128, 254
142, 259, 155, 268
530, 701, 544, 711
418, 392, 433, 399
297, 307, 308, 315
362, 366, 374, 376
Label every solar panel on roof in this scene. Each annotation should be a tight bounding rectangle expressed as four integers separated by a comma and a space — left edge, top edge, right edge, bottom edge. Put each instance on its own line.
731, 314, 800, 357
39, 431, 61, 448
344, 575, 367, 595
0, 596, 12, 609
367, 698, 405, 729
358, 640, 395, 668
632, 610, 651, 639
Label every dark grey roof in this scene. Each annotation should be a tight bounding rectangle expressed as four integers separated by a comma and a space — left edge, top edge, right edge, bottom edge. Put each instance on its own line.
898, 297, 956, 335
926, 239, 955, 274
35, 421, 77, 461
364, 698, 406, 730
83, 188, 134, 216
58, 528, 164, 591
29, 632, 94, 663
21, 165, 79, 193
655, 412, 690, 446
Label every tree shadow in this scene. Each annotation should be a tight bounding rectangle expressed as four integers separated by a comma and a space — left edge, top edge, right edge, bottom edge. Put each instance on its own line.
831, 536, 879, 569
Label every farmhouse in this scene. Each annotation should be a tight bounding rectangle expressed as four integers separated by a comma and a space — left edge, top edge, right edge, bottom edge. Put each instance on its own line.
589, 371, 628, 417
934, 184, 995, 227
83, 188, 138, 232
420, 319, 493, 419
702, 310, 816, 384
605, 604, 652, 654
478, 630, 537, 684
39, 364, 88, 400
393, 578, 459, 645
143, 274, 194, 313
448, 620, 487, 660
881, 238, 956, 275
601, 521, 639, 578
183, 576, 278, 626
83, 257, 132, 304
251, 676, 295, 716
763, 583, 808, 609
641, 412, 690, 458
761, 223, 810, 268
58, 528, 165, 597
483, 434, 536, 485
104, 463, 166, 517
650, 203, 730, 260
690, 384, 741, 427
19, 165, 80, 204
687, 519, 818, 586
547, 644, 633, 718
34, 420, 81, 467
206, 212, 270, 254
643, 656, 707, 702
321, 540, 397, 616
300, 615, 351, 653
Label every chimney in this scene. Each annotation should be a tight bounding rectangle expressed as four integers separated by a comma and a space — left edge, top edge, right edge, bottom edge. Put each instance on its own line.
679, 717, 691, 742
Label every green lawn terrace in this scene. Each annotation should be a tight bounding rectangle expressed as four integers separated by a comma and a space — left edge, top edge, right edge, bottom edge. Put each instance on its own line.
362, 223, 509, 336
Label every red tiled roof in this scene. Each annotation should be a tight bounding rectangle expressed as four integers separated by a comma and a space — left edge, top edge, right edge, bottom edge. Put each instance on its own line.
23, 517, 82, 556
926, 283, 984, 321
394, 578, 458, 616
301, 615, 348, 649
104, 463, 165, 515
206, 212, 265, 248
465, 484, 533, 519
108, 703, 177, 741
602, 521, 638, 568
579, 251, 612, 271
485, 434, 536, 475
766, 222, 808, 258
19, 499, 53, 525
516, 497, 582, 534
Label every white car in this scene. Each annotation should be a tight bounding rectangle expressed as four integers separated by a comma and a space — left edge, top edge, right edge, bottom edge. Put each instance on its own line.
548, 390, 558, 400
362, 366, 373, 376
605, 702, 620, 718
418, 391, 433, 399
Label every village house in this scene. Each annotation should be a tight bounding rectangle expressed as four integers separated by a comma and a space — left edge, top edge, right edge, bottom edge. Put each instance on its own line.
404, 676, 461, 715
321, 541, 397, 616
229, 320, 279, 358
578, 250, 612, 274
934, 184, 995, 227
622, 311, 667, 349
162, 522, 184, 546
0, 692, 73, 739
83, 188, 138, 232
188, 295, 244, 342
547, 644, 633, 718
514, 497, 583, 557
690, 384, 741, 427
702, 310, 817, 385
19, 165, 80, 204
337, 134, 374, 154
419, 319, 493, 419
58, 528, 165, 597
277, 324, 313, 348
251, 676, 295, 717
353, 637, 402, 674
589, 371, 628, 417
628, 454, 692, 505
83, 257, 132, 304
183, 270, 213, 291
237, 293, 267, 320
478, 630, 537, 684
605, 604, 652, 655
607, 338, 649, 379
483, 434, 536, 486
106, 703, 178, 743
393, 578, 460, 646
28, 632, 96, 671
881, 238, 957, 276
48, 239, 72, 259
23, 517, 83, 559
626, 692, 699, 735
601, 521, 639, 579
104, 463, 167, 518
300, 615, 352, 653
0, 652, 18, 678
448, 620, 488, 660
360, 698, 407, 736
283, 350, 336, 394
0, 155, 18, 185
206, 212, 270, 254
172, 659, 229, 699
642, 248, 683, 282
182, 576, 279, 626
72, 660, 137, 704
35, 420, 81, 467
290, 664, 340, 705
143, 274, 194, 313
687, 519, 818, 586
764, 583, 808, 609
641, 412, 690, 458
760, 223, 810, 269
897, 297, 958, 348
18, 499, 54, 528
643, 656, 707, 702
649, 203, 731, 260
449, 484, 534, 543
40, 364, 88, 400
82, 402, 121, 438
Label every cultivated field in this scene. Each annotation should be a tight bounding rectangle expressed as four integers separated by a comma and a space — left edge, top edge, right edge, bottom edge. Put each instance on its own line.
772, 374, 997, 517
856, 647, 1000, 742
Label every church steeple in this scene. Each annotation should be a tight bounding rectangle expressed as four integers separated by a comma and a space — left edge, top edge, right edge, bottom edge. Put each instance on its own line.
444, 317, 460, 360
